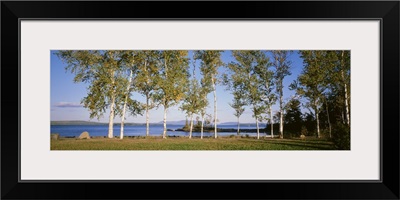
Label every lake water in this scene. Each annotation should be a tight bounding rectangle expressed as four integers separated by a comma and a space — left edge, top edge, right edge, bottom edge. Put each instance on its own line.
50, 124, 270, 137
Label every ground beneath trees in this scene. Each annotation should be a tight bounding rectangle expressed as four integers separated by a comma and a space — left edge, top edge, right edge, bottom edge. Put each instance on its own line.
51, 137, 336, 150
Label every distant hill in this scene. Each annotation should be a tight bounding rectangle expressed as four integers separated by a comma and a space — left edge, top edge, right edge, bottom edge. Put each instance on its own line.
51, 121, 105, 125
219, 122, 267, 127
51, 121, 146, 126
51, 120, 266, 126
154, 121, 267, 126
157, 120, 187, 125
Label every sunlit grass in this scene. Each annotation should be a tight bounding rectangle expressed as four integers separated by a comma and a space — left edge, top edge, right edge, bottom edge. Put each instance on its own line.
51, 137, 335, 150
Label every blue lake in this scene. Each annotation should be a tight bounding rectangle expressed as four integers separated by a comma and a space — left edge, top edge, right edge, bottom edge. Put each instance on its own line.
50, 124, 270, 137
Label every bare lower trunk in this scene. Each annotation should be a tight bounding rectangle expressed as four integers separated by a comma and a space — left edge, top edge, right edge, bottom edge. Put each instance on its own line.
120, 117, 125, 139
344, 79, 350, 126
108, 96, 115, 138
212, 80, 217, 139
326, 102, 332, 138
189, 115, 193, 139
341, 50, 350, 127
342, 110, 345, 124
146, 94, 150, 137
120, 70, 133, 139
279, 93, 284, 138
256, 117, 260, 139
237, 117, 240, 136
201, 116, 204, 139
270, 106, 274, 138
316, 107, 320, 138
163, 107, 167, 139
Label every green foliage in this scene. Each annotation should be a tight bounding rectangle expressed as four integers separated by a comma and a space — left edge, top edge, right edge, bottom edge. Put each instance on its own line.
153, 50, 190, 109
295, 50, 351, 137
54, 50, 102, 83
134, 50, 160, 110
270, 50, 293, 137
194, 50, 224, 91
182, 118, 190, 131
180, 58, 204, 118
303, 112, 316, 136
194, 50, 224, 137
230, 50, 270, 126
284, 99, 303, 136
270, 50, 292, 98
229, 92, 246, 119
125, 98, 144, 117
301, 126, 308, 136
331, 123, 350, 150
56, 50, 129, 120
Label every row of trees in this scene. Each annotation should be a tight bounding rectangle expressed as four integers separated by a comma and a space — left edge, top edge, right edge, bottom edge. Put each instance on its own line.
56, 50, 223, 139
223, 50, 292, 139
224, 50, 350, 140
56, 50, 350, 140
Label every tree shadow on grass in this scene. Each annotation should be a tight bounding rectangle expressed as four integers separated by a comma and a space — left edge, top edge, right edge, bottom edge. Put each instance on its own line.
238, 139, 335, 150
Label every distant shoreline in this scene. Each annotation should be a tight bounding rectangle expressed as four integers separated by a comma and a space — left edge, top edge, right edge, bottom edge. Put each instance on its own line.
50, 120, 267, 127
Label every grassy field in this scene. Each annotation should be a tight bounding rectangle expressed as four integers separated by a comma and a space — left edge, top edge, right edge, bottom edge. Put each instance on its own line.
50, 136, 336, 150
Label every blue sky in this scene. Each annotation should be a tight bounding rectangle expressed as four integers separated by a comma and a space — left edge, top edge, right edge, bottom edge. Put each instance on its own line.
50, 50, 303, 124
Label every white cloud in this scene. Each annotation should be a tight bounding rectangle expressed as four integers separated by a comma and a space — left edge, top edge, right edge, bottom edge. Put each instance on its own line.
53, 102, 83, 108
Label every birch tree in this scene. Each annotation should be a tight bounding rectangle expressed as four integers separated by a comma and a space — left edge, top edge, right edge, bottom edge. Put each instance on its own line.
223, 66, 247, 136
198, 89, 209, 139
336, 51, 350, 126
231, 50, 268, 139
154, 50, 190, 139
135, 50, 160, 136
56, 50, 126, 138
296, 50, 327, 138
229, 91, 246, 136
270, 50, 292, 138
194, 50, 224, 139
118, 51, 144, 139
181, 58, 202, 139
255, 52, 276, 138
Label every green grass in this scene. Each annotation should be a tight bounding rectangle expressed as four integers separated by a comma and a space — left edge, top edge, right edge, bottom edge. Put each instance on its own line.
50, 137, 336, 150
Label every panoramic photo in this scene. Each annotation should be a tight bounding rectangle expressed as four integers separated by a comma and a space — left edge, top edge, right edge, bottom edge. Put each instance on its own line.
50, 50, 350, 150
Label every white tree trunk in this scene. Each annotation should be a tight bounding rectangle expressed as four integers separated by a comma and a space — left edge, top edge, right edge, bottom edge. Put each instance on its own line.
315, 103, 320, 138
201, 115, 204, 139
344, 82, 350, 126
189, 115, 194, 139
120, 121, 125, 139
343, 72, 350, 126
279, 92, 284, 138
108, 70, 117, 139
237, 117, 240, 136
212, 78, 217, 139
163, 107, 167, 139
120, 70, 133, 139
108, 96, 115, 138
270, 106, 274, 138
256, 117, 260, 140
341, 51, 350, 127
326, 102, 332, 138
146, 94, 150, 137
163, 58, 168, 139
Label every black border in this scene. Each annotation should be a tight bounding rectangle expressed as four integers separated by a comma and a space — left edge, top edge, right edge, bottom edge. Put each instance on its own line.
2, 1, 399, 199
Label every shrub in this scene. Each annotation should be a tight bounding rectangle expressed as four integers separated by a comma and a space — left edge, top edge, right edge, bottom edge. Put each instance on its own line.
245, 134, 250, 138
229, 135, 235, 138
300, 126, 308, 137
331, 123, 350, 150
